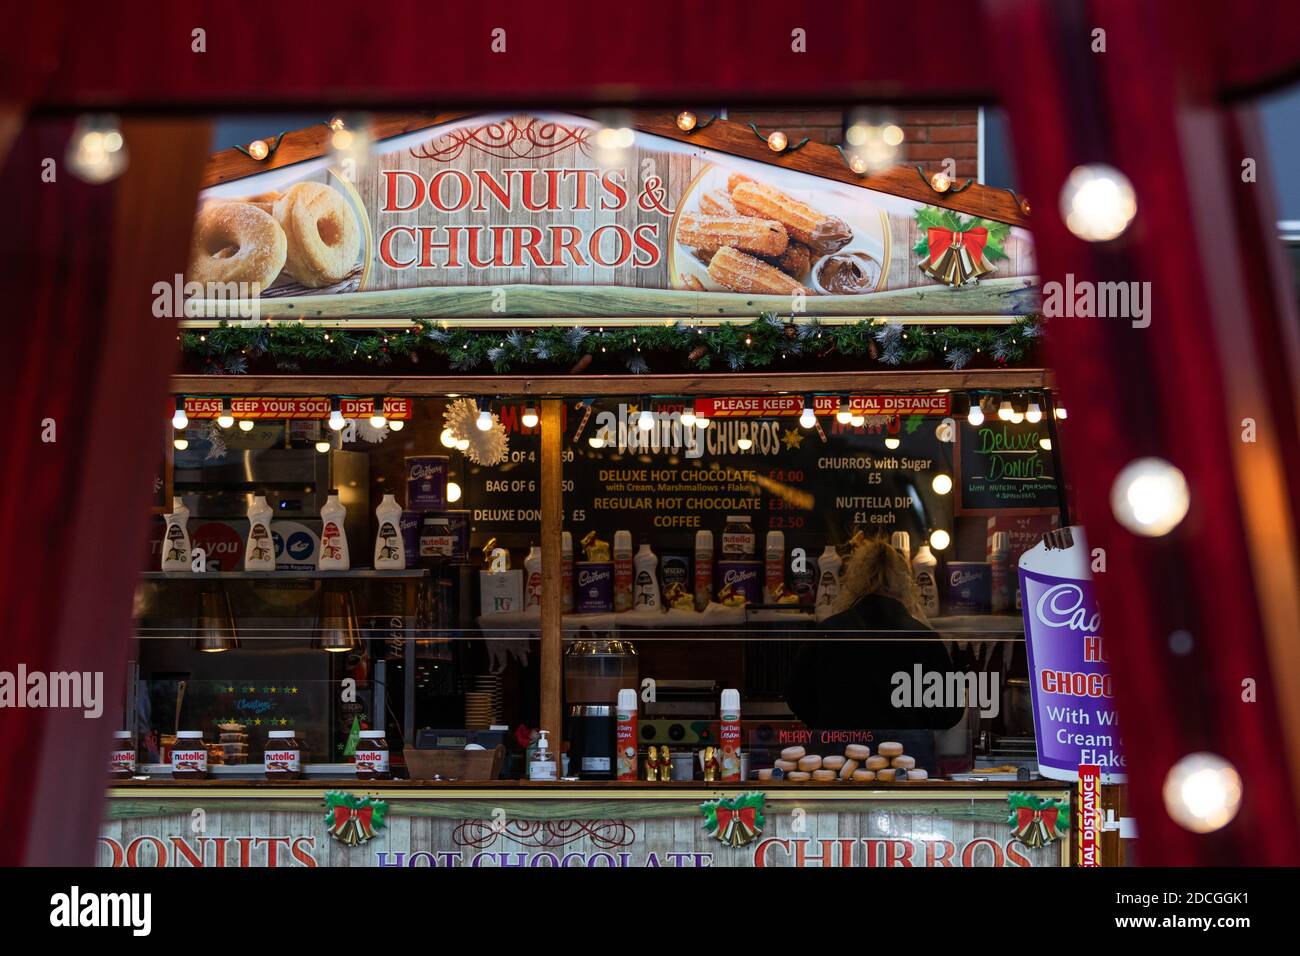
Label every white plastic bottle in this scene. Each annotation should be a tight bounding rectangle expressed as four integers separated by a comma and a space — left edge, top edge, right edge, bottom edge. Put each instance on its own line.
633, 543, 661, 611
524, 545, 543, 609
719, 689, 742, 782
373, 493, 405, 570
613, 530, 634, 612
161, 497, 191, 571
694, 529, 714, 611
764, 530, 786, 603
244, 495, 275, 570
814, 544, 842, 619
529, 730, 557, 781
318, 489, 350, 570
561, 531, 574, 613
912, 544, 940, 616
890, 530, 911, 566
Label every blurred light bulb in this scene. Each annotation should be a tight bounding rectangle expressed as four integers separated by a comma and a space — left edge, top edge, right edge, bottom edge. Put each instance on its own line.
680, 406, 697, 429
695, 414, 710, 430
476, 409, 493, 431
929, 529, 951, 551
67, 115, 129, 184
1055, 404, 1069, 420
799, 407, 816, 429
1009, 410, 1025, 424
737, 436, 753, 450
932, 473, 953, 495
173, 435, 189, 451
238, 419, 255, 432
1026, 401, 1043, 423
967, 404, 985, 426
998, 400, 1013, 421
328, 409, 345, 431
881, 124, 904, 146
851, 414, 865, 428
930, 172, 952, 193
440, 428, 458, 448
1163, 753, 1242, 833
217, 411, 235, 429
836, 400, 852, 425
1060, 163, 1137, 242
247, 139, 270, 161
171, 407, 189, 430
446, 481, 463, 503
456, 438, 470, 451
884, 436, 900, 449
1111, 457, 1189, 537
370, 412, 387, 429
315, 440, 331, 453
1039, 437, 1053, 451
388, 419, 405, 432
589, 432, 607, 449
676, 111, 698, 132
638, 408, 654, 431
766, 130, 788, 152
522, 407, 539, 429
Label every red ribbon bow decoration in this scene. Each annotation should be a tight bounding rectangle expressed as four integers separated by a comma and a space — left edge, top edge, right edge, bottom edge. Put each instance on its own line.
921, 226, 994, 288
1013, 805, 1061, 848
323, 791, 387, 847
715, 805, 758, 832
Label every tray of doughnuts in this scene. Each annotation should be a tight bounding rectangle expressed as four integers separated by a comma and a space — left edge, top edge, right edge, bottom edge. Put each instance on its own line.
755, 741, 930, 783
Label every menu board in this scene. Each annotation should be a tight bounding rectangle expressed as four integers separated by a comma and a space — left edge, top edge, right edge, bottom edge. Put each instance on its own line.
956, 417, 1058, 515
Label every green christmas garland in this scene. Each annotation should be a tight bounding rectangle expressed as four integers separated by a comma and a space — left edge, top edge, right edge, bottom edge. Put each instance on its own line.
181, 312, 1042, 375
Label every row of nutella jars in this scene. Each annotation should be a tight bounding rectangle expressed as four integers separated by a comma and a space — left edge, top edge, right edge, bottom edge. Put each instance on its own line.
161, 492, 408, 572
153, 729, 391, 780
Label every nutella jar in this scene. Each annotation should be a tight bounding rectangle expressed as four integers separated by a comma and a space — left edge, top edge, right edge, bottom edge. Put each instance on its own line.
109, 731, 136, 780
721, 516, 755, 558
171, 730, 209, 780
264, 730, 303, 780
354, 730, 391, 780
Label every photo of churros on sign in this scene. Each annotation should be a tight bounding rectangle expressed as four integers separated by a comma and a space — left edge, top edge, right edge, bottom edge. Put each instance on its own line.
671, 166, 889, 297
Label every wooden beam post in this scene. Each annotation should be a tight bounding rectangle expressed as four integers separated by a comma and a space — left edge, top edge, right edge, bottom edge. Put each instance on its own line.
539, 399, 564, 756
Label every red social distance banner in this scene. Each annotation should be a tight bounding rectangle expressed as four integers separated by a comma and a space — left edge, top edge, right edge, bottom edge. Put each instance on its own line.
694, 394, 951, 418
1076, 764, 1102, 867
181, 397, 412, 420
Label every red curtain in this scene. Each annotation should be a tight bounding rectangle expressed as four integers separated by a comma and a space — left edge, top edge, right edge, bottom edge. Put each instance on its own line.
0, 118, 210, 864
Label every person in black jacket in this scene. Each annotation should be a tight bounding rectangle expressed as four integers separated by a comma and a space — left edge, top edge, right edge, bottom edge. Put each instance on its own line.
786, 538, 963, 731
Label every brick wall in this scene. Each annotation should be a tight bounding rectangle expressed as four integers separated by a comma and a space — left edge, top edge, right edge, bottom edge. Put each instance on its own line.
725, 106, 980, 180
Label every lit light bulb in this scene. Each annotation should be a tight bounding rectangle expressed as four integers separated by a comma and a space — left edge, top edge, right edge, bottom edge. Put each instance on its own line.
695, 414, 710, 430
836, 399, 852, 425
446, 481, 463, 504
737, 436, 753, 450
370, 412, 387, 429
882, 124, 904, 146
932, 473, 953, 495
997, 400, 1013, 421
1026, 401, 1043, 423
799, 406, 816, 429
440, 428, 457, 448
767, 130, 788, 152
589, 432, 607, 449
247, 139, 270, 161
388, 419, 405, 432
66, 115, 129, 183
930, 172, 952, 193
884, 436, 900, 449
1009, 410, 1025, 424
456, 437, 470, 451
676, 111, 697, 132
476, 409, 493, 431
1054, 404, 1068, 420
1111, 457, 1190, 537
851, 414, 865, 428
328, 409, 345, 431
1060, 163, 1137, 242
315, 440, 331, 453
638, 408, 654, 431
849, 155, 868, 175
1163, 753, 1242, 833
238, 419, 255, 432
929, 529, 951, 551
522, 407, 539, 429
173, 435, 189, 451
171, 406, 189, 430
967, 403, 985, 426
680, 406, 697, 429
217, 400, 235, 429
1039, 437, 1052, 450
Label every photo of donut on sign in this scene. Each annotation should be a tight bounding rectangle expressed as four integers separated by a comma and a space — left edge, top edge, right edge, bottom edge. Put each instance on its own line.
188, 172, 367, 298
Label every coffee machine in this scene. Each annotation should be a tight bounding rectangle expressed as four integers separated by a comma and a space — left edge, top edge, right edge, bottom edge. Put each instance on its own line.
564, 638, 638, 780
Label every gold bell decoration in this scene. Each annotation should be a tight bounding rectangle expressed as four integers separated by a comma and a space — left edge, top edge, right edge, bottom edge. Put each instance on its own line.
918, 226, 994, 288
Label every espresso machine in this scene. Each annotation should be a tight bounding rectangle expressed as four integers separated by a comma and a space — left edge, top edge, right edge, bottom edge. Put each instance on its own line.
564, 638, 638, 780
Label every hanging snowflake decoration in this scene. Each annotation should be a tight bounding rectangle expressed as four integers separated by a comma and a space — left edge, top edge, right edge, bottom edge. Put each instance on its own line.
200, 422, 228, 461
874, 320, 904, 346
443, 398, 509, 466
351, 420, 391, 445
946, 347, 974, 370
626, 354, 649, 375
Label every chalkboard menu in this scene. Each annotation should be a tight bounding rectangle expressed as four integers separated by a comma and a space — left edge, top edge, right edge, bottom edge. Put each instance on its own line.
956, 417, 1058, 515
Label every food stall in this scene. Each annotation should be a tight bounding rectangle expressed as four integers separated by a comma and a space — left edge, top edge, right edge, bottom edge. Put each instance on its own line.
102, 111, 1116, 867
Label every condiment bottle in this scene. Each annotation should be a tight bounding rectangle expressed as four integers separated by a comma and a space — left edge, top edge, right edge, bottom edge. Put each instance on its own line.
989, 531, 1012, 613
264, 729, 302, 780
891, 530, 912, 566
529, 730, 557, 781
764, 530, 786, 603
373, 493, 405, 569
913, 544, 940, 616
524, 544, 543, 609
244, 495, 275, 570
561, 531, 574, 613
613, 530, 634, 612
633, 543, 661, 611
616, 689, 638, 781
109, 731, 136, 780
814, 544, 842, 617
354, 729, 390, 779
694, 529, 714, 611
722, 516, 755, 558
318, 490, 350, 570
719, 689, 742, 782
161, 497, 191, 571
